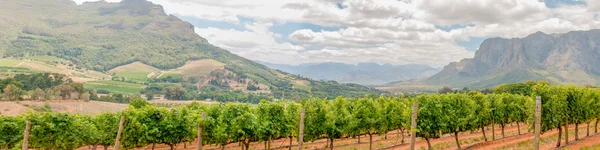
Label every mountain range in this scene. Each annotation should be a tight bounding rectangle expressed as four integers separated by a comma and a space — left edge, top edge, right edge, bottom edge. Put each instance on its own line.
0, 0, 382, 99
259, 61, 440, 85
382, 30, 600, 91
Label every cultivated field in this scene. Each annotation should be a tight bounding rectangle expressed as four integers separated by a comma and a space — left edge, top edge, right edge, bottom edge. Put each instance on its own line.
83, 80, 145, 94
0, 100, 221, 116
0, 100, 128, 116
160, 59, 225, 78
0, 57, 110, 81
108, 61, 161, 80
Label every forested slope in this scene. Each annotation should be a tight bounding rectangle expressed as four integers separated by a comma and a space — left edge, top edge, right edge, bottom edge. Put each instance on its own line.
0, 0, 381, 98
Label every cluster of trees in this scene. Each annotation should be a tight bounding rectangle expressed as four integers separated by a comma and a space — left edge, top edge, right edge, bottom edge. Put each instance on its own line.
142, 84, 272, 103
0, 73, 94, 101
94, 93, 142, 104
527, 83, 600, 147
412, 92, 530, 149
0, 73, 146, 103
195, 90, 272, 104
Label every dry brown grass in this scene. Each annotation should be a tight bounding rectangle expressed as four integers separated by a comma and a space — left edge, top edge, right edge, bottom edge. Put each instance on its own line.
16, 100, 128, 115
165, 59, 225, 78
0, 101, 32, 116
108, 61, 160, 74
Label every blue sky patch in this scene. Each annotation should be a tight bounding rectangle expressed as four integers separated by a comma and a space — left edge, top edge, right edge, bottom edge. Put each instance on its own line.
457, 37, 489, 51
435, 24, 475, 32
176, 15, 255, 31
336, 2, 346, 9
271, 22, 345, 43
544, 0, 587, 8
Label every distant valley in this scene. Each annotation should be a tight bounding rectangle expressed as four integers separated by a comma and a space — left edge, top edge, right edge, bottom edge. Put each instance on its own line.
259, 61, 441, 85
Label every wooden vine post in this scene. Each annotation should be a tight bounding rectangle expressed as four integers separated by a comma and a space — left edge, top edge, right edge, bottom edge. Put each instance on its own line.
197, 112, 207, 150
22, 120, 31, 150
534, 96, 541, 150
409, 101, 418, 150
114, 116, 126, 150
298, 109, 305, 150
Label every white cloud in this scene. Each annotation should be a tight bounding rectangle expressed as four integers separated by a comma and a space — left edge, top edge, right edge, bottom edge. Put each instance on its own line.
73, 0, 600, 67
414, 0, 548, 26
72, 0, 120, 4
194, 22, 306, 64
585, 0, 600, 12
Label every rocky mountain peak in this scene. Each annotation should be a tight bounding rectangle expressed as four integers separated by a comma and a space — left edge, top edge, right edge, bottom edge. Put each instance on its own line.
425, 30, 600, 88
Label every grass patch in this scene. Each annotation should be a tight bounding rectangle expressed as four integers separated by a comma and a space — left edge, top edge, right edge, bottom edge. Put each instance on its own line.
25, 56, 69, 63
292, 81, 311, 92
0, 67, 38, 75
0, 59, 24, 67
159, 72, 184, 79
496, 126, 588, 150
84, 81, 144, 94
117, 72, 151, 80
164, 59, 224, 78
582, 143, 600, 150
108, 62, 159, 80
84, 84, 142, 94
87, 80, 145, 87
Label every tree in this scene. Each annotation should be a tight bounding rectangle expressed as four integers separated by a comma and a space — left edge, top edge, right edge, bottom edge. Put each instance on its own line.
31, 88, 45, 101
130, 98, 150, 109
120, 106, 169, 149
382, 96, 407, 144
0, 116, 25, 149
281, 101, 301, 149
81, 92, 91, 102
27, 113, 98, 150
440, 93, 476, 149
13, 73, 70, 91
45, 88, 58, 100
494, 82, 532, 96
414, 95, 443, 150
223, 103, 260, 150
301, 97, 327, 143
93, 113, 119, 150
161, 108, 193, 150
0, 78, 23, 92
256, 101, 286, 150
70, 83, 85, 95
3, 84, 23, 101
564, 86, 595, 140
489, 93, 510, 138
146, 92, 155, 100
530, 84, 568, 147
352, 97, 382, 150
90, 89, 99, 100
507, 94, 529, 135
470, 91, 491, 141
204, 104, 229, 149
55, 85, 75, 100
323, 97, 351, 150
438, 86, 453, 94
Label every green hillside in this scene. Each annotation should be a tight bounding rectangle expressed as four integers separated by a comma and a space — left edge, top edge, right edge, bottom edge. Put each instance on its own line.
0, 0, 381, 99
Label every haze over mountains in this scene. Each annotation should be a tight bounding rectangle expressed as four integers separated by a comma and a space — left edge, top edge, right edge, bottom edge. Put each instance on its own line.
259, 61, 440, 85
0, 0, 381, 98
383, 30, 600, 90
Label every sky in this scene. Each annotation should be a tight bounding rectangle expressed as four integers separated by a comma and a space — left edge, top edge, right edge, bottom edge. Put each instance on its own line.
74, 0, 600, 67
